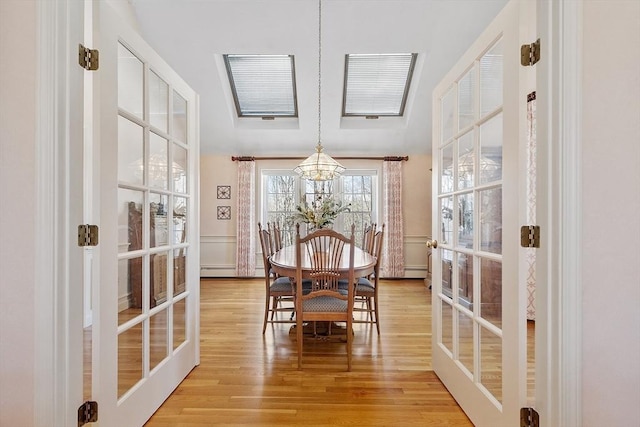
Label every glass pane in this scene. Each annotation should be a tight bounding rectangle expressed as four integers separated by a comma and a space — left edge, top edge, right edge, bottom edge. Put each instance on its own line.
173, 298, 186, 351
117, 43, 143, 119
442, 249, 453, 296
174, 248, 186, 297
118, 116, 143, 185
457, 252, 473, 305
118, 257, 143, 325
118, 188, 144, 254
440, 300, 453, 354
480, 327, 502, 403
458, 310, 474, 375
479, 113, 503, 184
481, 258, 502, 328
118, 323, 143, 398
173, 144, 187, 194
151, 252, 168, 307
149, 133, 168, 190
458, 65, 476, 130
480, 38, 503, 117
149, 70, 168, 132
441, 143, 454, 193
440, 196, 454, 245
441, 87, 455, 143
150, 309, 168, 372
172, 91, 187, 143
150, 193, 168, 248
173, 196, 187, 244
480, 187, 502, 254
457, 192, 474, 249
457, 131, 474, 190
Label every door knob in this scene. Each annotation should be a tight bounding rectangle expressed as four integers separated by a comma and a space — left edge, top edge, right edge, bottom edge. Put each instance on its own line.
426, 239, 438, 249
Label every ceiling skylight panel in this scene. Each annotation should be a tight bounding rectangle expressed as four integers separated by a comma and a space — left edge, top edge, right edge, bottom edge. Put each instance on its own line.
343, 53, 417, 117
224, 54, 298, 117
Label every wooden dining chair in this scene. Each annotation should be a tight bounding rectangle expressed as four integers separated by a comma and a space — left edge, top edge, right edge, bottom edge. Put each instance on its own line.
354, 224, 385, 334
362, 222, 377, 253
294, 223, 356, 371
258, 222, 295, 334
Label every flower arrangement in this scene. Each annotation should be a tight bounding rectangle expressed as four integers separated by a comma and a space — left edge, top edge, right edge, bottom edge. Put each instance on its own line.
294, 196, 350, 229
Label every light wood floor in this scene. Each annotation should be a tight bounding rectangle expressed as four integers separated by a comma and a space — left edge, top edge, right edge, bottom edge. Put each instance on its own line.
145, 278, 474, 426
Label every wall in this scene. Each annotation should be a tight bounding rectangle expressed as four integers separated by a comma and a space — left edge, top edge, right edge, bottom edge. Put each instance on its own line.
581, 1, 640, 425
200, 154, 432, 278
0, 0, 37, 424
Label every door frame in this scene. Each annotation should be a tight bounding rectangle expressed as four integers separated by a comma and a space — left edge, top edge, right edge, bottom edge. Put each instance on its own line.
33, 0, 583, 425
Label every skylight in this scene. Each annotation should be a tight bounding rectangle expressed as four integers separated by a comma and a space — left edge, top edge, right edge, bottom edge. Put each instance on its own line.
342, 53, 417, 117
223, 54, 298, 118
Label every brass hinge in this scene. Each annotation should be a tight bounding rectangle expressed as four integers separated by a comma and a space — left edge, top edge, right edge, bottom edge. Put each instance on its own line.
521, 38, 541, 66
520, 225, 540, 248
78, 44, 99, 71
77, 401, 98, 426
78, 224, 99, 247
520, 407, 540, 427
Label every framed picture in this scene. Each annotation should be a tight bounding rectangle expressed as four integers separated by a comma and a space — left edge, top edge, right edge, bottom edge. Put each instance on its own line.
217, 185, 231, 199
217, 206, 231, 220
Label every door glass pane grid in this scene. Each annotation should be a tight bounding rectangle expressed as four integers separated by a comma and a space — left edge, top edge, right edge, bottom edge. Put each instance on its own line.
456, 309, 474, 376
149, 309, 169, 372
441, 86, 455, 144
440, 298, 454, 355
149, 70, 168, 133
457, 64, 477, 131
457, 131, 475, 190
479, 326, 503, 405
439, 196, 454, 246
441, 143, 454, 194
456, 192, 474, 250
479, 37, 504, 119
117, 43, 144, 120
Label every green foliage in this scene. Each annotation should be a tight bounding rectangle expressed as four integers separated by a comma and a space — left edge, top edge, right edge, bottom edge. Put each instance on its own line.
293, 196, 351, 229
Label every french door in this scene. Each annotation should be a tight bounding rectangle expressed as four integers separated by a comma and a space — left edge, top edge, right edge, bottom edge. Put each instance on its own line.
430, 0, 532, 425
91, 3, 200, 425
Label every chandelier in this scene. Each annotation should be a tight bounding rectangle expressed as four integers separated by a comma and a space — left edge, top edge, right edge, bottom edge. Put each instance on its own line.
294, 0, 345, 181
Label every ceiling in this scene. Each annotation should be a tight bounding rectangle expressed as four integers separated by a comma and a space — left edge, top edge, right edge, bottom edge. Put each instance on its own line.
129, 0, 507, 156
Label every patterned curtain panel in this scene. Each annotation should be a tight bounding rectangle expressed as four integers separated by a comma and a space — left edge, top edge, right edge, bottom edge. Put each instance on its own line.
381, 160, 405, 277
236, 160, 256, 276
526, 92, 537, 320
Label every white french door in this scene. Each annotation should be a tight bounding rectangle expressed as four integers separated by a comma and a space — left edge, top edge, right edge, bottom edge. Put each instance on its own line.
430, 1, 532, 425
92, 3, 200, 425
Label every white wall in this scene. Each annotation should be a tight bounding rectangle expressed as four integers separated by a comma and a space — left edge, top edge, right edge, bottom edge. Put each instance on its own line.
581, 1, 640, 425
0, 0, 37, 425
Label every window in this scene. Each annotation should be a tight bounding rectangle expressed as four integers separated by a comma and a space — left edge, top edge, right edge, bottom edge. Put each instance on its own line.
263, 172, 298, 246
223, 54, 298, 117
342, 53, 417, 117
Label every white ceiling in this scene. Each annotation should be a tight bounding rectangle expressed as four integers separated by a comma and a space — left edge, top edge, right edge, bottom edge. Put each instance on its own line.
130, 0, 507, 156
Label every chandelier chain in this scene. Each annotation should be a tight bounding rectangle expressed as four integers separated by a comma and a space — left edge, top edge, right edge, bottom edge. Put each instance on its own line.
317, 0, 322, 147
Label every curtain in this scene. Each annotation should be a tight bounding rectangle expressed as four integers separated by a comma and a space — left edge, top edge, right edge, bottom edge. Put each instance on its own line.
526, 92, 537, 320
381, 160, 405, 277
236, 160, 256, 276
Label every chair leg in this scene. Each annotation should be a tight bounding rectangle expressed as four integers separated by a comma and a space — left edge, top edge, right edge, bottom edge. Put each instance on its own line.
270, 296, 277, 320
296, 316, 303, 370
373, 295, 380, 335
346, 317, 352, 372
262, 293, 270, 334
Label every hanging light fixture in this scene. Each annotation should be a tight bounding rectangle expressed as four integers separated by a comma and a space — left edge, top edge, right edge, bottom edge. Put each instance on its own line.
294, 0, 345, 181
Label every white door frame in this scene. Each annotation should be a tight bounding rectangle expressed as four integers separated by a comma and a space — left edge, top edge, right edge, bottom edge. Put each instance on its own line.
33, 0, 584, 425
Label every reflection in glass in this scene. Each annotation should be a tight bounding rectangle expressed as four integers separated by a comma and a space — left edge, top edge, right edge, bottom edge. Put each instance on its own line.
480, 187, 502, 254
458, 65, 476, 130
479, 113, 503, 184
457, 192, 474, 248
458, 310, 474, 375
481, 258, 502, 328
117, 43, 143, 119
442, 249, 453, 295
118, 257, 143, 325
440, 196, 454, 245
440, 300, 453, 354
441, 143, 454, 193
173, 90, 187, 143
441, 87, 455, 143
173, 197, 187, 245
150, 309, 168, 372
150, 252, 169, 307
149, 70, 168, 132
173, 144, 187, 194
480, 327, 503, 403
457, 131, 474, 190
457, 252, 474, 305
480, 38, 503, 117
118, 116, 144, 185
174, 248, 187, 297
118, 188, 144, 254
149, 133, 168, 189
173, 298, 186, 351
150, 193, 168, 248
118, 323, 143, 399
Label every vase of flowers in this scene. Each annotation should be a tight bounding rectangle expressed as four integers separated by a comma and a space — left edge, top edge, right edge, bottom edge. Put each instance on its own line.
294, 195, 350, 230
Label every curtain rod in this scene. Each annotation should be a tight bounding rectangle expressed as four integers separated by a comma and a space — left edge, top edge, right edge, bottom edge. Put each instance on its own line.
231, 156, 408, 162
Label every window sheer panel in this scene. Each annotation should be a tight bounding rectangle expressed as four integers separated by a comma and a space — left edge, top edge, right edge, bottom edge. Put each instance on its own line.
343, 53, 417, 116
224, 54, 298, 117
